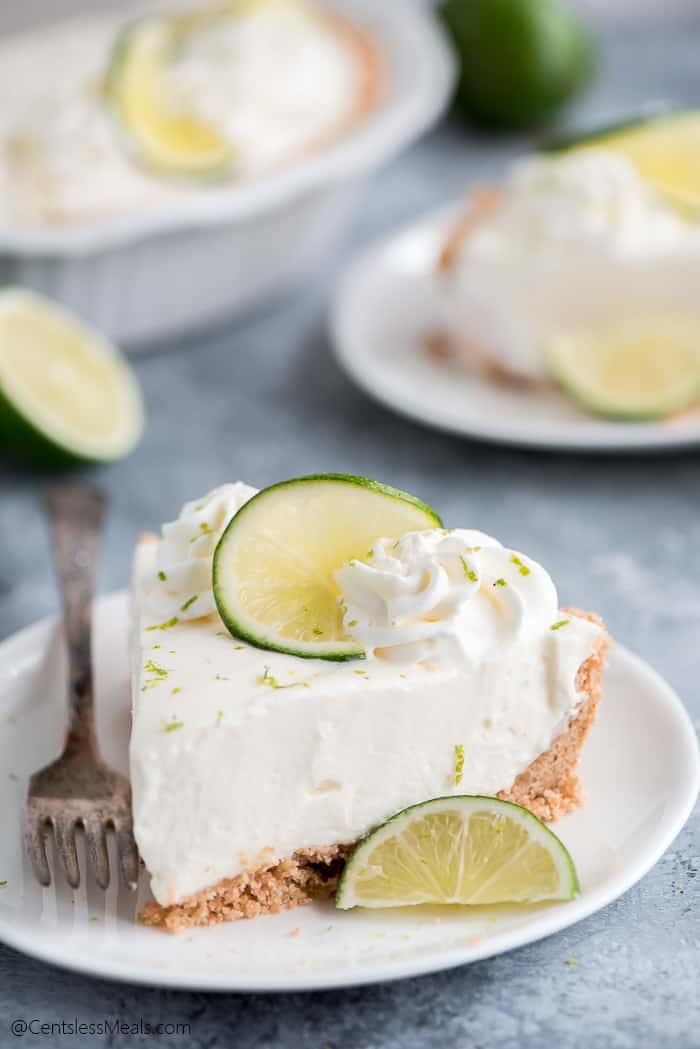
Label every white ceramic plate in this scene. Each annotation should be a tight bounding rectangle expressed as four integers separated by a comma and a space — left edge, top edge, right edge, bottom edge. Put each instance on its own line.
331, 208, 700, 453
0, 592, 697, 991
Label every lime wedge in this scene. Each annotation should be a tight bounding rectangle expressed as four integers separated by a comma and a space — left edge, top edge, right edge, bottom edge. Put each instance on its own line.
336, 795, 579, 909
105, 16, 234, 178
546, 321, 700, 420
558, 110, 700, 211
213, 474, 442, 660
0, 289, 143, 466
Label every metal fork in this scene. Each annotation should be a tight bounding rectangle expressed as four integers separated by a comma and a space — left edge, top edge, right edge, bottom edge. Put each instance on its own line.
24, 484, 139, 892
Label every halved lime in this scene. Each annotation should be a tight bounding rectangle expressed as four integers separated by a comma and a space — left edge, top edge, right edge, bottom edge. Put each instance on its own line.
0, 289, 144, 466
212, 474, 442, 660
546, 321, 700, 420
336, 795, 579, 909
553, 110, 700, 211
104, 15, 234, 178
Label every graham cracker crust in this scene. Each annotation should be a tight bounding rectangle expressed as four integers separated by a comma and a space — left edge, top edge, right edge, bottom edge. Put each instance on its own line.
140, 845, 352, 933
141, 609, 609, 932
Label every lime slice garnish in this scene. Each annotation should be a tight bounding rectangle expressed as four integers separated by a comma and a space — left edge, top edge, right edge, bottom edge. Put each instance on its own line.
336, 795, 579, 909
555, 110, 700, 212
212, 474, 442, 660
546, 321, 700, 420
104, 15, 234, 178
0, 289, 143, 466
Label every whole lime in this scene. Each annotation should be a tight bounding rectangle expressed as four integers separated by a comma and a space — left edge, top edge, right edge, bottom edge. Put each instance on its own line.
440, 0, 595, 130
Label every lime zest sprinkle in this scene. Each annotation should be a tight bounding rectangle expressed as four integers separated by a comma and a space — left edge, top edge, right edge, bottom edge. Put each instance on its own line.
459, 555, 478, 583
312, 627, 323, 637
157, 570, 167, 582
216, 710, 224, 722
454, 743, 465, 785
180, 594, 198, 613
163, 718, 184, 733
366, 549, 374, 558
146, 616, 179, 631
510, 554, 530, 576
348, 619, 358, 628
566, 956, 577, 967
190, 521, 212, 543
144, 659, 168, 677
493, 578, 507, 587
235, 645, 245, 650
8, 772, 17, 781
215, 674, 229, 681
259, 666, 308, 690
171, 687, 182, 695
0, 880, 7, 888
550, 619, 571, 631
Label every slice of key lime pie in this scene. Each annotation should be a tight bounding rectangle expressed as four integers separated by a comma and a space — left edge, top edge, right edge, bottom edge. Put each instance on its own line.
130, 475, 609, 931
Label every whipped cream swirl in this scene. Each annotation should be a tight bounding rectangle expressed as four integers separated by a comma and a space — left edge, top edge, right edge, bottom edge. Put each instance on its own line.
146, 483, 257, 621
482, 149, 690, 255
335, 529, 561, 663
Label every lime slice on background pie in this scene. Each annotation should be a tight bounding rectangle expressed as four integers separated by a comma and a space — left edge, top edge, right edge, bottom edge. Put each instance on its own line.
104, 14, 234, 178
0, 289, 143, 466
552, 110, 700, 213
213, 474, 442, 660
336, 795, 579, 909
545, 321, 700, 420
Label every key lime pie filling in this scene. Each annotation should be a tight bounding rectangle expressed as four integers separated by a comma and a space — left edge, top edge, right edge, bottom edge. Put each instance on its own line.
130, 477, 609, 931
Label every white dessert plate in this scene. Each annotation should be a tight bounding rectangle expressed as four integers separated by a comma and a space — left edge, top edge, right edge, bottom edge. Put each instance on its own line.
0, 592, 697, 992
331, 207, 700, 453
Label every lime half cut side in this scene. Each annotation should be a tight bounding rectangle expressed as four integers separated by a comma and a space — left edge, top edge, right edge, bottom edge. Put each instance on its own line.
105, 16, 234, 178
0, 289, 144, 466
336, 795, 579, 910
212, 474, 442, 660
545, 321, 700, 420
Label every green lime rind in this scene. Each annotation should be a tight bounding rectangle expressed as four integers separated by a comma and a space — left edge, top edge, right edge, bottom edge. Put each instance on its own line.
439, 0, 595, 131
336, 794, 580, 910
0, 289, 143, 467
544, 340, 700, 421
212, 474, 442, 661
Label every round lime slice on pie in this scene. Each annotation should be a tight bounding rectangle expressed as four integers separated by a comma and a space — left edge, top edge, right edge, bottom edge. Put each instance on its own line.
546, 321, 700, 420
336, 796, 579, 909
105, 15, 234, 178
0, 289, 144, 466
213, 474, 442, 659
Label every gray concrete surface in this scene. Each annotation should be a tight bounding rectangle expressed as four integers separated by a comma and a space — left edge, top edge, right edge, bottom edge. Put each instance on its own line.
1, 10, 699, 1049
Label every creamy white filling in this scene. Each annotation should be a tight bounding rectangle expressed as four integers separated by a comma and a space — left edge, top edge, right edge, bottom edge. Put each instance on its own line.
0, 1, 366, 226
130, 485, 602, 906
446, 150, 700, 381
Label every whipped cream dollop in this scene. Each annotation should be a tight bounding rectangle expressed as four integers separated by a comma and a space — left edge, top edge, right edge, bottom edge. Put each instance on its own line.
0, 1, 369, 227
447, 149, 700, 381
335, 528, 563, 664
146, 482, 257, 621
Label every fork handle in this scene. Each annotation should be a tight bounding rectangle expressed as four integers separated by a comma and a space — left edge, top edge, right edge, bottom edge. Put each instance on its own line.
45, 485, 105, 759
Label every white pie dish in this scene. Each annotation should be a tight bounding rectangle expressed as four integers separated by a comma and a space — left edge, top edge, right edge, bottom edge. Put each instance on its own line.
0, 0, 455, 346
